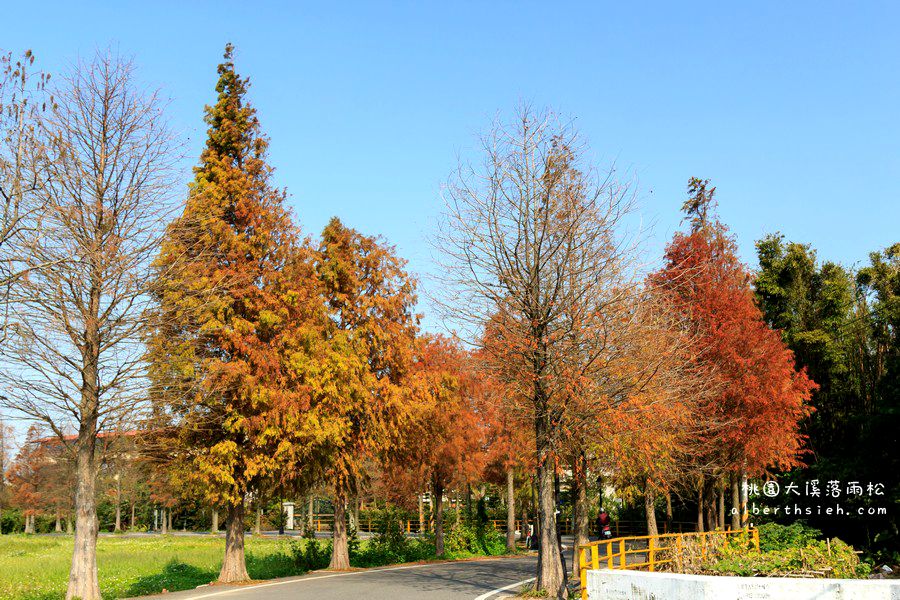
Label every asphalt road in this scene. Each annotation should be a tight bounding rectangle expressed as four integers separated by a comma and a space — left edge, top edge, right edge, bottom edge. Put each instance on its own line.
133, 556, 538, 600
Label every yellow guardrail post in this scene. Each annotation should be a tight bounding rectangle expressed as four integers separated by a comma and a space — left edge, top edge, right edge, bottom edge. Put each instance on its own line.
607, 540, 613, 568
675, 535, 683, 571
580, 547, 588, 600
619, 539, 626, 568
591, 544, 599, 570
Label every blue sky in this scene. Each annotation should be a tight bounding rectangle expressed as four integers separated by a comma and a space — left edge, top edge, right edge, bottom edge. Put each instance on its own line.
4, 1, 898, 327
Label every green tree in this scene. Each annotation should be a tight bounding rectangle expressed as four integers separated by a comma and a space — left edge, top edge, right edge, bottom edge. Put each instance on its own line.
755, 235, 899, 556
755, 235, 858, 452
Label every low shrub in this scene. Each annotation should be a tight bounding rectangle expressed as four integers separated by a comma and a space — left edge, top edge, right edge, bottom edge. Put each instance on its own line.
700, 524, 871, 579
756, 522, 823, 552
710, 537, 870, 578
444, 520, 506, 558
350, 507, 435, 567
288, 538, 331, 571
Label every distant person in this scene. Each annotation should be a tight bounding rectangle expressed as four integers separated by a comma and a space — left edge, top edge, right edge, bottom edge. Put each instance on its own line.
597, 508, 612, 540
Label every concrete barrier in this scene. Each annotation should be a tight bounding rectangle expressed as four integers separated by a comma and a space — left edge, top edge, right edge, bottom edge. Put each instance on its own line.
586, 568, 900, 600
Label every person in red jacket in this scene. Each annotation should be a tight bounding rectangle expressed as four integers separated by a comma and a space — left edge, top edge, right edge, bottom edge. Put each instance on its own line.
597, 508, 612, 539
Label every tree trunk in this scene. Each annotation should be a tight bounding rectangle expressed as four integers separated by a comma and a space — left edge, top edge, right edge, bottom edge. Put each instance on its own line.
645, 482, 658, 537
211, 508, 219, 533
696, 480, 704, 533
418, 492, 425, 534
329, 488, 350, 569
717, 481, 725, 530
66, 516, 73, 534
433, 479, 445, 557
114, 475, 122, 532
56, 510, 62, 533
665, 491, 673, 533
308, 496, 314, 531
299, 496, 307, 536
66, 437, 100, 600
168, 509, 173, 532
731, 475, 740, 530
161, 509, 168, 534
506, 468, 517, 553
739, 469, 748, 527
572, 457, 589, 578
130, 502, 136, 531
254, 505, 262, 536
535, 416, 567, 599
554, 461, 568, 576
219, 502, 249, 582
704, 479, 716, 532
24, 513, 34, 534
521, 506, 529, 543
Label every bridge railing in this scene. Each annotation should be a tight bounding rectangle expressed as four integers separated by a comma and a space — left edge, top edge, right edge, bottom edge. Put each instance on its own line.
577, 527, 760, 600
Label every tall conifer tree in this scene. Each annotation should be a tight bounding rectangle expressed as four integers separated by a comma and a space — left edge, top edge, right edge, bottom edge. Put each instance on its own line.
149, 45, 323, 582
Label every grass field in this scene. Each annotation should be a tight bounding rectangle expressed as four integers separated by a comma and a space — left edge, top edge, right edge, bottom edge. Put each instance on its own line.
0, 534, 300, 600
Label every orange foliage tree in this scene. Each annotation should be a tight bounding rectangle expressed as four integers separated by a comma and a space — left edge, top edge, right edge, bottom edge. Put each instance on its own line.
479, 370, 533, 554
384, 334, 486, 556
6, 426, 48, 533
148, 45, 329, 582
315, 217, 418, 569
6, 427, 77, 534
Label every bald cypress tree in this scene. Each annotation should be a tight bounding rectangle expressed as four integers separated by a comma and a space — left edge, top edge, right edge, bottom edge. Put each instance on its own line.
315, 217, 418, 569
149, 44, 323, 583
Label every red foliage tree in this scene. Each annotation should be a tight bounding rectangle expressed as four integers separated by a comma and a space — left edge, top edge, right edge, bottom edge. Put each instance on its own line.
384, 335, 486, 556
650, 179, 816, 528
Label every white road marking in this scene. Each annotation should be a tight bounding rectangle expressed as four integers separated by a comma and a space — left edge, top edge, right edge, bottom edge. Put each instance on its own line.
472, 576, 536, 600
151, 557, 531, 600
167, 563, 439, 599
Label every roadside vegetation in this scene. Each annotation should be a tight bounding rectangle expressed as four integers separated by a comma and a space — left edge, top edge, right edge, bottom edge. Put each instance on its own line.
0, 519, 514, 600
292, 520, 510, 571
0, 535, 296, 600
663, 523, 873, 579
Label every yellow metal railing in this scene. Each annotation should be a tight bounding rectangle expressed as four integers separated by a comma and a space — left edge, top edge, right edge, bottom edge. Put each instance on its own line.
577, 527, 760, 599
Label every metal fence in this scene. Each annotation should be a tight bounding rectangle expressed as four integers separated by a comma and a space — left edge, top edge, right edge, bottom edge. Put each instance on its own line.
576, 527, 760, 600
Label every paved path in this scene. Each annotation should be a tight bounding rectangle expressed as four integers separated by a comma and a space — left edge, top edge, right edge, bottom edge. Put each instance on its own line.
132, 556, 537, 600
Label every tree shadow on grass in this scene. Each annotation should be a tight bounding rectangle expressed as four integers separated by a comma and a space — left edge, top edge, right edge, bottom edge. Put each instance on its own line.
125, 560, 217, 597
124, 551, 301, 598
246, 550, 302, 580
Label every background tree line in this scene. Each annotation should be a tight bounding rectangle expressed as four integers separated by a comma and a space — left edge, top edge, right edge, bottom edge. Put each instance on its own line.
754, 235, 899, 556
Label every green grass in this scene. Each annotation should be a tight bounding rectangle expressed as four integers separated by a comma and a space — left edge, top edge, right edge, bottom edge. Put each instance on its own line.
0, 534, 301, 600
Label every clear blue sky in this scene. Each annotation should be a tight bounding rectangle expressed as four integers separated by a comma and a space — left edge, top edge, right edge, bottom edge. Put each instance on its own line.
4, 1, 898, 327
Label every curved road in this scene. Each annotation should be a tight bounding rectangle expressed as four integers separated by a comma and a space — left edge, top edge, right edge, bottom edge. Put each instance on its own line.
133, 556, 537, 600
